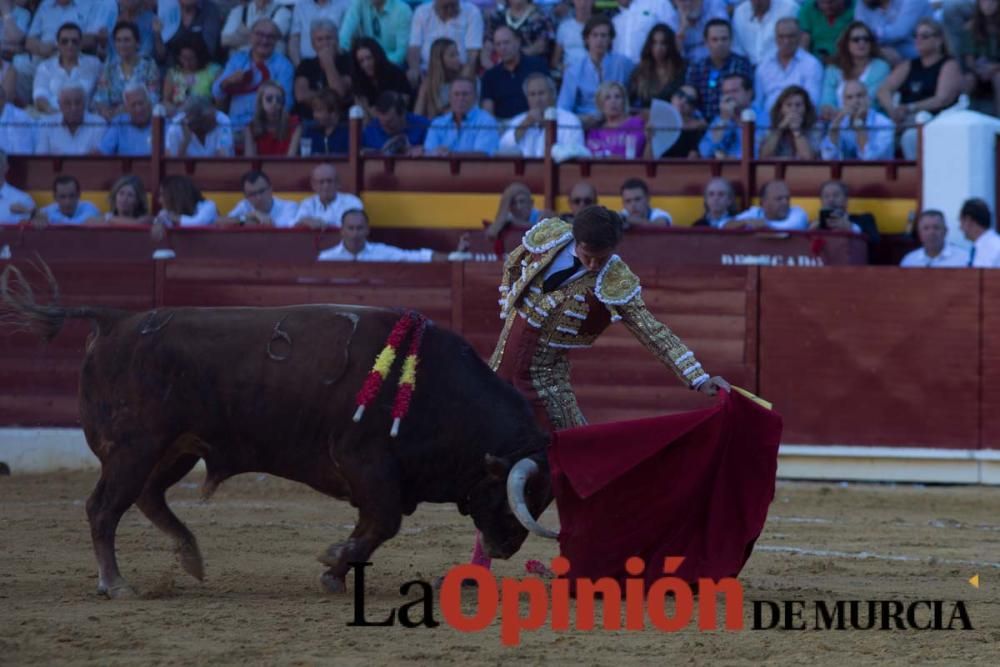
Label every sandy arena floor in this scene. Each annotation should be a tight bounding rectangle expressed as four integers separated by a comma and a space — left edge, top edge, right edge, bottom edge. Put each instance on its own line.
1, 470, 998, 666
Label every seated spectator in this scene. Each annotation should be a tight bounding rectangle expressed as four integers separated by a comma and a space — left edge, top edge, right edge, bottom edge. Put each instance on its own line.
212, 17, 294, 132
486, 0, 552, 64
0, 85, 33, 156
500, 73, 585, 157
585, 81, 646, 158
819, 21, 891, 121
414, 38, 462, 119
611, 0, 678, 66
732, 0, 799, 66
339, 0, 413, 68
820, 81, 894, 160
486, 182, 544, 239
730, 179, 808, 230
407, 0, 483, 85
153, 174, 218, 232
959, 197, 1000, 267
661, 84, 707, 157
158, 0, 224, 66
162, 34, 222, 117
3, 0, 33, 72
24, 0, 92, 61
92, 21, 160, 121
565, 180, 598, 218
0, 149, 33, 223
698, 73, 764, 158
302, 90, 349, 155
293, 163, 364, 228
423, 77, 500, 156
480, 26, 548, 121
31, 175, 99, 227
797, 0, 854, 62
36, 84, 106, 155
362, 91, 429, 155
90, 175, 154, 226
218, 170, 299, 228
877, 18, 962, 158
33, 22, 101, 114
350, 38, 413, 115
552, 0, 593, 73
289, 0, 350, 66
685, 19, 753, 120
221, 1, 292, 55
854, 0, 931, 64
692, 177, 738, 228
759, 85, 821, 159
810, 180, 880, 242
755, 18, 823, 114
620, 177, 671, 227
107, 0, 157, 61
628, 23, 686, 109
960, 0, 1000, 116
165, 96, 235, 157
675, 0, 728, 62
245, 81, 301, 156
99, 84, 153, 156
291, 18, 351, 121
900, 209, 969, 267
558, 15, 635, 118
84, 0, 117, 56
318, 208, 469, 261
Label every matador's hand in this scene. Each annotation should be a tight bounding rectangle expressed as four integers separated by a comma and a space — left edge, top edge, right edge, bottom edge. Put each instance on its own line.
697, 376, 731, 396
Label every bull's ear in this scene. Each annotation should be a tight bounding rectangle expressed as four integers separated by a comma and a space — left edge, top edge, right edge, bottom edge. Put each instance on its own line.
483, 453, 510, 479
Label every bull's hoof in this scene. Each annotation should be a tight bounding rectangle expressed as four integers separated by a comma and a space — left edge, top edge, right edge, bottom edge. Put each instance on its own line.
176, 542, 204, 582
317, 543, 346, 569
320, 571, 347, 594
97, 581, 137, 599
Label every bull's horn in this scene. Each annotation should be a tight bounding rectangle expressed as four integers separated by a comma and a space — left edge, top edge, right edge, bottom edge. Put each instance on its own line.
507, 458, 559, 539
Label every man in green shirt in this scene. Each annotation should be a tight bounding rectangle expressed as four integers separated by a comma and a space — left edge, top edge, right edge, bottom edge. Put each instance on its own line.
338, 0, 413, 67
798, 0, 854, 61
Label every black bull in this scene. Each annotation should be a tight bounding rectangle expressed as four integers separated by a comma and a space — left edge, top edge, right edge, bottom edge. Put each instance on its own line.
1, 266, 552, 598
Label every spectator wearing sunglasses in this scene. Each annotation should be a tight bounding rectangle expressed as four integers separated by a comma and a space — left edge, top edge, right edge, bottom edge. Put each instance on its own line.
854, 0, 932, 64
565, 181, 598, 219
32, 23, 101, 114
245, 80, 302, 156
818, 21, 890, 122
684, 19, 752, 120
661, 85, 707, 158
339, 0, 414, 68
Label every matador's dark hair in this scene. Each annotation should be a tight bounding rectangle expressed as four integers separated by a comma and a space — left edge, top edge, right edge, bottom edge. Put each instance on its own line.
572, 205, 624, 250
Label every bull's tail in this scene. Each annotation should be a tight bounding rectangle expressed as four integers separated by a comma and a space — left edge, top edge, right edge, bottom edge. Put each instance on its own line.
0, 261, 126, 341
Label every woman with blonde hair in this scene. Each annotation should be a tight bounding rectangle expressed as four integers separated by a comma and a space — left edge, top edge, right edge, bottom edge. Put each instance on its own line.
585, 81, 647, 158
244, 80, 301, 156
87, 175, 153, 226
414, 38, 462, 119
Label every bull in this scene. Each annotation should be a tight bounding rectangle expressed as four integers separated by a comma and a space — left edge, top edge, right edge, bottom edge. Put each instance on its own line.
1, 264, 554, 598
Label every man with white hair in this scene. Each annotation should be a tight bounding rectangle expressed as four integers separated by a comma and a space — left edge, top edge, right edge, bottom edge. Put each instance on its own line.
423, 77, 499, 156
293, 163, 364, 228
36, 83, 106, 155
820, 80, 895, 160
291, 18, 351, 119
165, 96, 235, 157
0, 86, 33, 155
221, 0, 292, 54
753, 18, 823, 113
499, 73, 584, 158
0, 149, 35, 224
289, 0, 350, 65
99, 84, 153, 156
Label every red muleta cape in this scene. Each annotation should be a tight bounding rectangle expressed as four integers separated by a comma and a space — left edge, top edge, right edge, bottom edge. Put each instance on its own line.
549, 389, 782, 587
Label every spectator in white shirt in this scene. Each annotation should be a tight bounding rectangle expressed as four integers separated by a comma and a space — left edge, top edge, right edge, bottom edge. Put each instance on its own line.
820, 80, 895, 160
0, 149, 34, 223
900, 209, 969, 268
960, 197, 1000, 268
754, 18, 823, 114
152, 174, 218, 242
165, 96, 235, 157
32, 22, 102, 114
222, 1, 292, 55
318, 208, 469, 261
36, 83, 106, 155
731, 179, 809, 230
407, 0, 483, 86
31, 174, 100, 227
0, 86, 33, 155
553, 0, 593, 72
294, 163, 364, 228
499, 73, 585, 157
732, 0, 799, 66
612, 0, 678, 64
290, 0, 350, 64
218, 170, 299, 228
620, 177, 672, 227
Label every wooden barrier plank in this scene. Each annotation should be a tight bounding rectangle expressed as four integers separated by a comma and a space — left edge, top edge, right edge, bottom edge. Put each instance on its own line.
758, 267, 979, 448
980, 272, 1000, 449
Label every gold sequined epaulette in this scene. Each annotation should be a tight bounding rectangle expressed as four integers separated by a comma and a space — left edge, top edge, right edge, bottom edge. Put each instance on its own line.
595, 256, 641, 306
523, 218, 573, 254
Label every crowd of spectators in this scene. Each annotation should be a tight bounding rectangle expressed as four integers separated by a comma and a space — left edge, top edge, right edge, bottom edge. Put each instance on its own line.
0, 0, 991, 162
